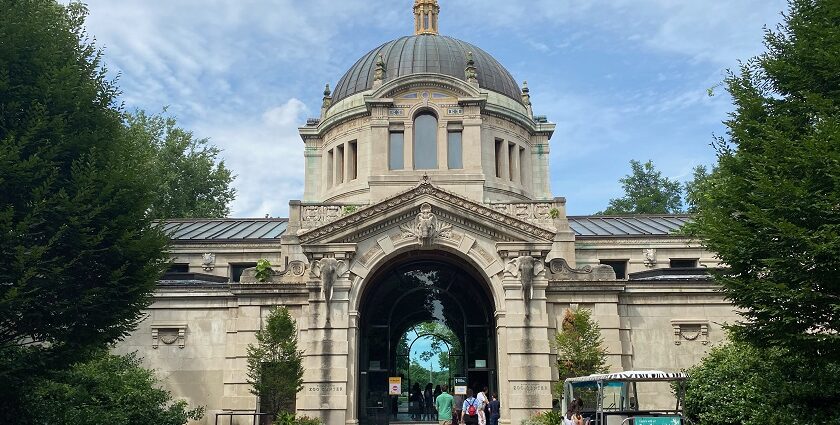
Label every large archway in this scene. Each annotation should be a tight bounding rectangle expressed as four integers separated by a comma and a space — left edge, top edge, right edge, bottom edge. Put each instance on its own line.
357, 251, 498, 424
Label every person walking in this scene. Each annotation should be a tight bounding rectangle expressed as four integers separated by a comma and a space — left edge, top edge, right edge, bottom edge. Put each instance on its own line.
433, 384, 442, 420
424, 383, 434, 420
434, 384, 455, 425
475, 386, 488, 425
487, 393, 500, 425
460, 389, 480, 425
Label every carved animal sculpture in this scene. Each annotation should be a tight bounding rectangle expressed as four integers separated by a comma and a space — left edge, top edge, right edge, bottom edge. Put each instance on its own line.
505, 256, 545, 309
311, 258, 348, 308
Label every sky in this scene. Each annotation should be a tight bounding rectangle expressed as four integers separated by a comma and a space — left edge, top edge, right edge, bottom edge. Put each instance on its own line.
79, 0, 787, 217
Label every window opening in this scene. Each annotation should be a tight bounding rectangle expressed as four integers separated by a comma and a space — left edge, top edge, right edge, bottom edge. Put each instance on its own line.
413, 113, 438, 169
447, 131, 462, 169
389, 132, 404, 170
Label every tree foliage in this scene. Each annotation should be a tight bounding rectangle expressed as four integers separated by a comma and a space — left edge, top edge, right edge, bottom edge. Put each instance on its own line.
683, 339, 840, 424
599, 160, 683, 215
23, 351, 204, 425
0, 0, 169, 416
247, 307, 305, 417
125, 109, 235, 219
685, 0, 840, 357
683, 165, 711, 213
554, 308, 608, 391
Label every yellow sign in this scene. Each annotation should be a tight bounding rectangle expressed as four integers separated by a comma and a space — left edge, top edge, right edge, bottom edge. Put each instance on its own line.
389, 377, 402, 395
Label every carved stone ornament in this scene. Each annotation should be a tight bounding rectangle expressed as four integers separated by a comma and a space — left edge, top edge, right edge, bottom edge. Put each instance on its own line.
310, 258, 348, 308
201, 252, 215, 271
548, 258, 616, 281
400, 202, 452, 247
151, 323, 186, 349
643, 248, 657, 268
671, 320, 709, 345
287, 260, 307, 277
505, 256, 545, 309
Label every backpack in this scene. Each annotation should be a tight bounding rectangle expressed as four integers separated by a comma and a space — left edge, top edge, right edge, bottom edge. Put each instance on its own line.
467, 398, 477, 416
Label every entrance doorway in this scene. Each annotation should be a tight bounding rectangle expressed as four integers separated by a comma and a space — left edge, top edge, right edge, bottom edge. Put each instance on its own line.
358, 252, 497, 424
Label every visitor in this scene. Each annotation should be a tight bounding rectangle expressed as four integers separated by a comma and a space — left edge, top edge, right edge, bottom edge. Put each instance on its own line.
425, 383, 434, 420
487, 392, 500, 425
411, 382, 423, 420
435, 384, 455, 425
461, 389, 480, 425
475, 386, 488, 425
434, 384, 443, 420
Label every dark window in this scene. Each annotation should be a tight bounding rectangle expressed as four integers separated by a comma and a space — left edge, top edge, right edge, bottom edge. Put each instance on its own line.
413, 113, 438, 169
495, 139, 503, 178
447, 131, 462, 169
600, 260, 627, 280
230, 263, 257, 282
166, 263, 189, 273
326, 149, 334, 186
670, 259, 698, 268
348, 140, 357, 180
389, 132, 404, 170
336, 144, 345, 184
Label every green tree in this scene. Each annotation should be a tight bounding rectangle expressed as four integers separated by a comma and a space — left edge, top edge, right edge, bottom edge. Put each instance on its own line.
0, 0, 169, 416
682, 165, 711, 213
24, 351, 204, 425
125, 109, 235, 219
247, 307, 305, 417
554, 308, 608, 393
683, 339, 840, 424
685, 0, 840, 357
599, 160, 683, 214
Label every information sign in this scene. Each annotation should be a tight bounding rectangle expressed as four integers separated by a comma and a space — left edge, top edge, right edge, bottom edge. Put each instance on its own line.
634, 416, 682, 425
388, 377, 402, 396
454, 377, 467, 395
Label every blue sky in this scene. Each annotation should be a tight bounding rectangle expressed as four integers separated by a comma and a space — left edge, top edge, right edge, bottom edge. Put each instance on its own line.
80, 0, 786, 217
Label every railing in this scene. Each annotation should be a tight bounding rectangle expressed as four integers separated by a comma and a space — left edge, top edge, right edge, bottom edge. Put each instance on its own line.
214, 411, 272, 425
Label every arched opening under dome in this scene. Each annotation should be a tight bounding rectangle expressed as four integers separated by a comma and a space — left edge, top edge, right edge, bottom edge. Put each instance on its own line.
357, 252, 497, 424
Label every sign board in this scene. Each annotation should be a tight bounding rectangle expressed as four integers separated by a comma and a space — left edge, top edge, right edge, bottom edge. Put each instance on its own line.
474, 359, 486, 368
634, 416, 682, 425
388, 377, 402, 396
454, 377, 467, 395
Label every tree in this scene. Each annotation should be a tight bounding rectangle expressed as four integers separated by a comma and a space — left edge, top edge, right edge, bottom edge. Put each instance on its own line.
0, 0, 169, 416
554, 308, 608, 393
125, 109, 236, 219
683, 339, 840, 424
685, 0, 840, 357
683, 165, 711, 213
599, 160, 683, 214
23, 351, 204, 425
247, 307, 305, 417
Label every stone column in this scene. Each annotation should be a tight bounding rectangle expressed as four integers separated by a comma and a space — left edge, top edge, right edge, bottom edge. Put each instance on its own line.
498, 251, 553, 424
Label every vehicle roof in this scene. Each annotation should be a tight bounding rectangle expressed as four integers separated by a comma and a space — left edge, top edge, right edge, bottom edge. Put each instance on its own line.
565, 370, 687, 384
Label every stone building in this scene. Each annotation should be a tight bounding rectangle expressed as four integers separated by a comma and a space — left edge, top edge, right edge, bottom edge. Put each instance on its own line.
114, 1, 737, 423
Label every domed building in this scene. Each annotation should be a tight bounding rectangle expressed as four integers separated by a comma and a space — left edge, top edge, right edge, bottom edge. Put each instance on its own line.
114, 1, 738, 424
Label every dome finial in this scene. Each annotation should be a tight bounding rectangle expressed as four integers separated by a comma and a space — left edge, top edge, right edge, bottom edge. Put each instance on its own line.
414, 0, 440, 35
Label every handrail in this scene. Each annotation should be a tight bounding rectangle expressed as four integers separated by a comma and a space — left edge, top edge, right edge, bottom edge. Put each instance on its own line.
214, 411, 272, 425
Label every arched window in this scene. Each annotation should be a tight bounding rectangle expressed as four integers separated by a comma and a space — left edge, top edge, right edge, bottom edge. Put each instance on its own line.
413, 112, 437, 169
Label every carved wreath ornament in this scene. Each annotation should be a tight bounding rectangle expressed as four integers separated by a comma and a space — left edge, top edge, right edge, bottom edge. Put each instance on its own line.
400, 202, 452, 247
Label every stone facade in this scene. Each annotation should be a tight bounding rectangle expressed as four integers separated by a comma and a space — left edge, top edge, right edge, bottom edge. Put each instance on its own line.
113, 2, 738, 423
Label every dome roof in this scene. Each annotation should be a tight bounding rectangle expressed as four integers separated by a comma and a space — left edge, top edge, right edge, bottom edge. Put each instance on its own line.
332, 35, 522, 104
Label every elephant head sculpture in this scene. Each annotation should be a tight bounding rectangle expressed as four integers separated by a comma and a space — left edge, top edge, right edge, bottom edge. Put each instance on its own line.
311, 258, 348, 308
505, 256, 545, 309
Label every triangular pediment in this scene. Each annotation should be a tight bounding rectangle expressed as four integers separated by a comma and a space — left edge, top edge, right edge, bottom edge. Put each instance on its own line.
296, 181, 556, 245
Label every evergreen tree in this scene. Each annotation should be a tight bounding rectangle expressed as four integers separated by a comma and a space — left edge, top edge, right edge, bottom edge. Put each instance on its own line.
599, 160, 683, 215
554, 308, 608, 392
686, 0, 840, 357
247, 307, 305, 417
0, 0, 169, 416
125, 109, 236, 219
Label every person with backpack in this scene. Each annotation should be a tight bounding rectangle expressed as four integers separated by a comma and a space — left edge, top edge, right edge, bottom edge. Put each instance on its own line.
460, 389, 480, 425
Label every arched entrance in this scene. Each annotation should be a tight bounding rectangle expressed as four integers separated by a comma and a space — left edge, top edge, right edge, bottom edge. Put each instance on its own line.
358, 251, 497, 424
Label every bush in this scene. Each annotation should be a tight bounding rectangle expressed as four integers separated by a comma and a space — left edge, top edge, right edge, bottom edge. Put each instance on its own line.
522, 411, 564, 425
683, 339, 840, 424
274, 413, 322, 425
